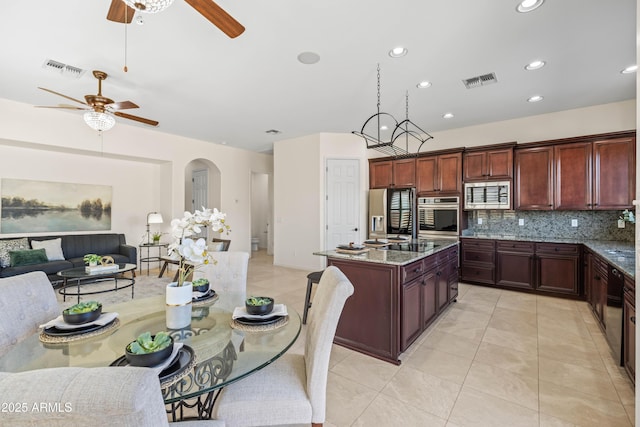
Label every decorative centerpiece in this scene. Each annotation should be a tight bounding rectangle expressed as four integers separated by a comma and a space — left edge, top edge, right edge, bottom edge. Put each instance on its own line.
166, 207, 230, 305
63, 301, 103, 324
245, 296, 274, 316
152, 231, 165, 244
192, 278, 210, 293
125, 331, 174, 367
83, 253, 102, 267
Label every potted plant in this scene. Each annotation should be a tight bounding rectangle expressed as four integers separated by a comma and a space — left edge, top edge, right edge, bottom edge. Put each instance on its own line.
83, 253, 103, 267
152, 231, 164, 244
166, 207, 230, 305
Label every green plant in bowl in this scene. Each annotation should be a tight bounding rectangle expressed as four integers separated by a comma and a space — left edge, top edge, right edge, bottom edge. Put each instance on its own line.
245, 296, 274, 315
63, 301, 102, 324
83, 254, 102, 265
192, 278, 210, 293
125, 331, 174, 367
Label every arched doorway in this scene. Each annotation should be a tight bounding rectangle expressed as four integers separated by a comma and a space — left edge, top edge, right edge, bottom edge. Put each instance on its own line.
184, 158, 221, 240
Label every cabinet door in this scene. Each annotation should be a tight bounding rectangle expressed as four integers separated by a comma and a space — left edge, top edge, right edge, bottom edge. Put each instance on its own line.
401, 277, 423, 351
369, 160, 393, 189
436, 265, 448, 312
515, 146, 554, 210
416, 156, 438, 193
486, 148, 513, 179
463, 151, 486, 181
593, 137, 636, 209
536, 254, 579, 295
438, 153, 462, 194
448, 247, 459, 303
496, 248, 534, 289
393, 158, 416, 188
623, 291, 635, 383
554, 142, 592, 210
422, 269, 438, 328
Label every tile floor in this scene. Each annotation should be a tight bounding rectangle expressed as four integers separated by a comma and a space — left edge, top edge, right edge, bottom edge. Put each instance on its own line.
244, 251, 636, 427
70, 250, 637, 426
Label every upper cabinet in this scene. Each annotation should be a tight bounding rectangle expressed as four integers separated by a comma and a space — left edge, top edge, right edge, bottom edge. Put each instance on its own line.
516, 131, 636, 211
463, 144, 514, 182
416, 152, 462, 196
369, 158, 415, 189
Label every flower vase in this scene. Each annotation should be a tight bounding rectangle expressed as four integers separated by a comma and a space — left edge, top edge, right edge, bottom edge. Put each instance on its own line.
166, 282, 193, 306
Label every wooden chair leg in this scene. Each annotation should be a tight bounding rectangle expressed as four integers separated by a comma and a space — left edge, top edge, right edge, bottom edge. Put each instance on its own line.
158, 261, 169, 278
303, 279, 314, 325
312, 423, 323, 427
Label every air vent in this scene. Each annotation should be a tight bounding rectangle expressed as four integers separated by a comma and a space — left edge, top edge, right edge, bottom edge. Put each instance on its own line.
265, 129, 282, 135
462, 72, 498, 89
42, 59, 86, 79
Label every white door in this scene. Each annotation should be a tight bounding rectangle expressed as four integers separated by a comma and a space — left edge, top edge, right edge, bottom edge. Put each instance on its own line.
326, 159, 360, 250
192, 169, 208, 239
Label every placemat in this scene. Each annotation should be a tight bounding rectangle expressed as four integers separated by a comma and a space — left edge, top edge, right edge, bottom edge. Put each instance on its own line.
192, 291, 219, 307
230, 315, 289, 332
336, 248, 369, 255
39, 318, 120, 344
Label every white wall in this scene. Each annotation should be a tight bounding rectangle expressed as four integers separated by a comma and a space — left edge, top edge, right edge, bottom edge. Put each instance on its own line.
0, 98, 273, 254
251, 173, 269, 248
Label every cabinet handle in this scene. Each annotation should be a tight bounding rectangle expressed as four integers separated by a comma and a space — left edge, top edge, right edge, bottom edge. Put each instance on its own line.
632, 316, 636, 325
595, 276, 601, 280
414, 268, 422, 274
587, 203, 592, 206
436, 271, 442, 276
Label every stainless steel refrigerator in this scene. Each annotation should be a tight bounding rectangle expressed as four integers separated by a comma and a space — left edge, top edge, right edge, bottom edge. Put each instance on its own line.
368, 188, 416, 239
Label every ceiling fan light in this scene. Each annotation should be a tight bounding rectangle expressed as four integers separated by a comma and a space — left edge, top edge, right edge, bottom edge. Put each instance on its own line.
122, 0, 175, 14
84, 111, 115, 132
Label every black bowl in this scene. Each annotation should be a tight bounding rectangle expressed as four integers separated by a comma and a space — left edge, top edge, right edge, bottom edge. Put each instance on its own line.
245, 297, 274, 316
62, 304, 102, 325
125, 336, 174, 367
192, 279, 210, 293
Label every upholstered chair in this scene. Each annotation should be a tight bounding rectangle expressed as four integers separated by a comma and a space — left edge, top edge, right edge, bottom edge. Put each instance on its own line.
195, 251, 249, 296
0, 366, 224, 426
0, 271, 59, 357
213, 265, 355, 427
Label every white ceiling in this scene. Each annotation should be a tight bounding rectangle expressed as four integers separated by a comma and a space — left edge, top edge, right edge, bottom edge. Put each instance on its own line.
0, 0, 635, 153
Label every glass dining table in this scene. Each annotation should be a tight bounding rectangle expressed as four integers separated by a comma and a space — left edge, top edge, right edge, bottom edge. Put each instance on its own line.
0, 292, 302, 420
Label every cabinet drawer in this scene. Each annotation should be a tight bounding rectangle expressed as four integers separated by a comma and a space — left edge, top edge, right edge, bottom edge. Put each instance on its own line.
461, 265, 494, 284
535, 243, 579, 255
462, 250, 494, 264
461, 239, 495, 250
625, 274, 635, 297
401, 260, 425, 283
496, 241, 535, 253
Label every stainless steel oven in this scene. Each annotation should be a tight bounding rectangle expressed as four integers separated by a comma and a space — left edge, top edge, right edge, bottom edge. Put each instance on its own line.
417, 196, 459, 238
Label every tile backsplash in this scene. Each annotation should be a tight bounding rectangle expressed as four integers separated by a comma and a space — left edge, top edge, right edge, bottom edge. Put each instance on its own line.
464, 210, 634, 242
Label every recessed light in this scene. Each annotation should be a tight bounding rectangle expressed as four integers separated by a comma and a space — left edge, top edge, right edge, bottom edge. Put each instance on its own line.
516, 0, 544, 13
621, 65, 637, 74
297, 52, 320, 65
135, 15, 144, 25
389, 47, 408, 58
525, 60, 545, 70
380, 125, 389, 131
443, 113, 454, 119
527, 95, 544, 102
417, 81, 432, 89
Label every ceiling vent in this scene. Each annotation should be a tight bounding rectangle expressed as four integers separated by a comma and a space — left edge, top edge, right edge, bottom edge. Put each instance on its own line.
462, 72, 497, 89
42, 59, 86, 79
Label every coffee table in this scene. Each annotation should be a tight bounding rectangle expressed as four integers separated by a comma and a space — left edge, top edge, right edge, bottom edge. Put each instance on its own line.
57, 263, 137, 303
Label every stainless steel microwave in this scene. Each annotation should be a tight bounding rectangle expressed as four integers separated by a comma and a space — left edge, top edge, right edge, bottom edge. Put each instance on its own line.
464, 181, 511, 210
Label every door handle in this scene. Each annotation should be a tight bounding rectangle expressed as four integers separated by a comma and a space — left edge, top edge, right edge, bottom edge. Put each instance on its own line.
352, 228, 359, 232
632, 316, 636, 325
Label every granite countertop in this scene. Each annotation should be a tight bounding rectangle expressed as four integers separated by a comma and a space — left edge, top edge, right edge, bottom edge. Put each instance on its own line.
461, 233, 635, 278
314, 239, 459, 266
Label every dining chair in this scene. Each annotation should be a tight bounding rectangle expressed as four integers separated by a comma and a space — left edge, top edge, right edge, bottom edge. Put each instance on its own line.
210, 237, 231, 252
195, 251, 249, 295
212, 265, 355, 427
0, 366, 224, 426
159, 238, 231, 281
0, 271, 59, 357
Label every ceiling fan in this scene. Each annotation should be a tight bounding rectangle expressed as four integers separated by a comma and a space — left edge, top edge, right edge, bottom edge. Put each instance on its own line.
107, 0, 245, 38
36, 70, 159, 131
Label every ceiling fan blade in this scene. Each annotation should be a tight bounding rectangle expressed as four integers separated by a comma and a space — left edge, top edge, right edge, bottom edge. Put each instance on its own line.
184, 0, 245, 38
114, 111, 159, 126
38, 87, 88, 106
110, 101, 139, 110
107, 0, 135, 23
35, 105, 88, 110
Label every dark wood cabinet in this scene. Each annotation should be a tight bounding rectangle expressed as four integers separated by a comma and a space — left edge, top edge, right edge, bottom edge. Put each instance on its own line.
401, 276, 423, 350
593, 137, 635, 209
421, 268, 438, 329
447, 245, 459, 303
535, 243, 580, 295
496, 241, 534, 290
514, 146, 554, 210
586, 251, 607, 326
460, 238, 495, 285
623, 275, 635, 384
416, 152, 462, 195
554, 142, 592, 210
463, 145, 514, 181
369, 158, 416, 189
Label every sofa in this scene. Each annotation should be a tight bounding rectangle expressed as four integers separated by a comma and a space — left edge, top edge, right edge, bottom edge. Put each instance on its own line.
0, 233, 137, 284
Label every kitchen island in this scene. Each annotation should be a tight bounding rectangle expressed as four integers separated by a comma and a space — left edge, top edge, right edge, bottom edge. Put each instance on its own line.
314, 239, 459, 364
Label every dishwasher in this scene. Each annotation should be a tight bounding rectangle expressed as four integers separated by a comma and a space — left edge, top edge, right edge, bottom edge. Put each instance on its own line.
605, 265, 625, 365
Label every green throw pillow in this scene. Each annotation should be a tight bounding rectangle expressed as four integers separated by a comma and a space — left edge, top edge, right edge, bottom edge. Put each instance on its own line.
9, 249, 48, 267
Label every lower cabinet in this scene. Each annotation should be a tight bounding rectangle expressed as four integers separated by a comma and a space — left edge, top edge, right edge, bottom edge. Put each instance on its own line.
623, 275, 635, 384
496, 241, 534, 290
586, 250, 607, 326
535, 243, 580, 295
460, 239, 496, 285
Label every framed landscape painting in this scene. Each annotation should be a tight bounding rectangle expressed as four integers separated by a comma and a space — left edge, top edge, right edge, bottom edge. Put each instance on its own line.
0, 178, 112, 233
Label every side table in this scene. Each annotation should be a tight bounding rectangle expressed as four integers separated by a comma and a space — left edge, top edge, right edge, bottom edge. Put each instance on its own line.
139, 243, 168, 275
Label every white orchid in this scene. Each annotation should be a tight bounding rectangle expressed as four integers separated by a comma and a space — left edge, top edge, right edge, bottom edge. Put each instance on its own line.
167, 207, 231, 286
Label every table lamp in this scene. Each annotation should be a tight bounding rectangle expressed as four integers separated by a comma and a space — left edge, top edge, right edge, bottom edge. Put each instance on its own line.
146, 212, 164, 244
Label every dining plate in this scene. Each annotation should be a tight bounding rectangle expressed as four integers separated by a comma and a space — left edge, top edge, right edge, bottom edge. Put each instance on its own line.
43, 318, 116, 336
110, 345, 195, 382
193, 289, 216, 302
336, 244, 365, 250
234, 315, 284, 326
